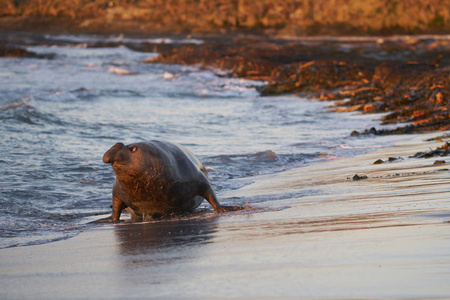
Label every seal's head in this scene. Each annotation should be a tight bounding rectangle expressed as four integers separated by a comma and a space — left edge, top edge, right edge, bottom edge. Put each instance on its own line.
103, 142, 134, 165
103, 142, 157, 182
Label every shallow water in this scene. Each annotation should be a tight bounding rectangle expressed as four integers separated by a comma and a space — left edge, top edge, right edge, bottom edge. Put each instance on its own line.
0, 34, 397, 248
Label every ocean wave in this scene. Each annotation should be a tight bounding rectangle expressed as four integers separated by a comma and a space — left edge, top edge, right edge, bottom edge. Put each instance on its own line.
29, 88, 144, 103
0, 205, 84, 248
0, 225, 81, 248
0, 97, 69, 126
42, 34, 204, 46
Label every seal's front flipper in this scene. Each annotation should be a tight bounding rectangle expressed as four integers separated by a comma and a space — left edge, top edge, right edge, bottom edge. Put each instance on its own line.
91, 195, 128, 223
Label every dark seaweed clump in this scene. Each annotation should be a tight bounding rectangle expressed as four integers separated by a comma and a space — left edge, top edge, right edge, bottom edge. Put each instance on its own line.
152, 36, 450, 135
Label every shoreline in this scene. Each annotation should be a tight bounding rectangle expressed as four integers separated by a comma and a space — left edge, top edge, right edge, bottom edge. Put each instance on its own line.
1, 131, 449, 299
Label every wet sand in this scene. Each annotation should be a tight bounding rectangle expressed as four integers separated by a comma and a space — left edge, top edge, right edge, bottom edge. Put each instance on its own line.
1, 132, 450, 299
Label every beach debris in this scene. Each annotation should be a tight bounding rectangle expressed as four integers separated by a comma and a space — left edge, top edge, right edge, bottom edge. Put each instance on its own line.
425, 135, 449, 142
349, 168, 449, 181
373, 157, 403, 164
411, 142, 450, 158
437, 142, 450, 151
351, 127, 379, 136
373, 159, 384, 164
373, 143, 450, 164
388, 157, 403, 162
352, 174, 368, 180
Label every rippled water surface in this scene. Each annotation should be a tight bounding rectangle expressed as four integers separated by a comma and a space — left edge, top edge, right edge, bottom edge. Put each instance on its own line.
0, 34, 394, 248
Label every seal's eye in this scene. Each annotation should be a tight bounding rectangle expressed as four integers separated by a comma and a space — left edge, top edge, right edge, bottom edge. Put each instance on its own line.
130, 146, 137, 153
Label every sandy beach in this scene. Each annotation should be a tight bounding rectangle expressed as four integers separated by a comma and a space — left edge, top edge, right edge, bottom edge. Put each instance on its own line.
1, 131, 449, 299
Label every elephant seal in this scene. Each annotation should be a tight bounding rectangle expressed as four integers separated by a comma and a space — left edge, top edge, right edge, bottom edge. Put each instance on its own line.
99, 140, 222, 222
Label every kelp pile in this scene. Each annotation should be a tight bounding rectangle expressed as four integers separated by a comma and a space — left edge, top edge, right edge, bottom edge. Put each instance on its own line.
152, 36, 450, 134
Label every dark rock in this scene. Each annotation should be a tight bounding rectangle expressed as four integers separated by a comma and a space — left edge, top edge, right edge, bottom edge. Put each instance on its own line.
388, 157, 403, 162
351, 130, 360, 137
0, 43, 54, 59
352, 174, 368, 180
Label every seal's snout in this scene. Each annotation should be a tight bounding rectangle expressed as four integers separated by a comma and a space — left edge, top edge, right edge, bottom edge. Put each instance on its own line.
103, 142, 125, 164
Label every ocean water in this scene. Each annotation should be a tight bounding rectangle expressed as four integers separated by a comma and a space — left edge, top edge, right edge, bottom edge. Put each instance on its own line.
0, 34, 395, 248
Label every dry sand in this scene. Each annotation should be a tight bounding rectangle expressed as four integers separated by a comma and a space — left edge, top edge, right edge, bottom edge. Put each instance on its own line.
1, 132, 450, 299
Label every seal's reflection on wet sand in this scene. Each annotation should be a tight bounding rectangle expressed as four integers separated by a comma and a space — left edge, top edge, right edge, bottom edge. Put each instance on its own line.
114, 218, 216, 257
109, 215, 223, 290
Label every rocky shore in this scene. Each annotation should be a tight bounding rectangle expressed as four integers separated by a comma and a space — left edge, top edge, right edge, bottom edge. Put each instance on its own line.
150, 35, 450, 135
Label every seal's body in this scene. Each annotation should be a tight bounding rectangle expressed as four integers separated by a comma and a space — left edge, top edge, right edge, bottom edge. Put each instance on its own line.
100, 140, 222, 222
